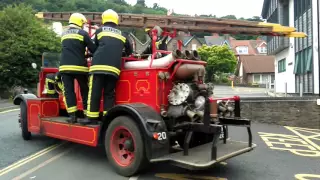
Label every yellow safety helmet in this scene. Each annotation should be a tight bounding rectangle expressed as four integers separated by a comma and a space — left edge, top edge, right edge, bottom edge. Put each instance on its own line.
145, 28, 151, 32
69, 13, 87, 27
102, 9, 119, 25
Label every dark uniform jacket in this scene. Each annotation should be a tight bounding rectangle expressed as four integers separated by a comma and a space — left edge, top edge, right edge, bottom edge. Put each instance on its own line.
90, 23, 133, 77
59, 27, 97, 74
143, 35, 168, 55
45, 72, 63, 94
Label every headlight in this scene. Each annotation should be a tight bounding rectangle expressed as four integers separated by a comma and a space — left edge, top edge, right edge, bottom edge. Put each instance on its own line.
194, 96, 205, 110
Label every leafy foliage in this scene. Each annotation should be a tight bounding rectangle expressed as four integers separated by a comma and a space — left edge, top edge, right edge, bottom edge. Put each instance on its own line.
0, 4, 61, 90
197, 45, 237, 82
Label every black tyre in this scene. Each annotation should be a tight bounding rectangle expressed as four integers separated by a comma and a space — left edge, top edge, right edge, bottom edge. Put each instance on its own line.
105, 116, 148, 177
20, 102, 31, 140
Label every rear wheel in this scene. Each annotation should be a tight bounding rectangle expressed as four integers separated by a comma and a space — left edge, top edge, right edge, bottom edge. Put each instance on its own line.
105, 116, 148, 177
20, 102, 31, 140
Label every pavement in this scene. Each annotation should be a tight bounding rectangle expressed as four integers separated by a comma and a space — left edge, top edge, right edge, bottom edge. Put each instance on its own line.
213, 85, 269, 98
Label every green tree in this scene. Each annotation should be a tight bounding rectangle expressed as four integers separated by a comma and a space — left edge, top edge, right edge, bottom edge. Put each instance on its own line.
136, 0, 146, 7
0, 4, 61, 91
197, 45, 237, 82
220, 15, 237, 19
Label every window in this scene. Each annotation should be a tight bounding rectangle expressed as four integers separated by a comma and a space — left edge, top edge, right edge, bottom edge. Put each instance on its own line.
306, 47, 312, 72
278, 58, 286, 73
237, 46, 248, 54
261, 47, 267, 53
192, 44, 197, 50
271, 74, 275, 83
282, 4, 289, 26
294, 53, 301, 74
253, 74, 260, 83
261, 74, 268, 83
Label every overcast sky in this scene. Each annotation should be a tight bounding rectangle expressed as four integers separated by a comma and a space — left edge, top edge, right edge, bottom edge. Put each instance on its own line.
125, 0, 264, 18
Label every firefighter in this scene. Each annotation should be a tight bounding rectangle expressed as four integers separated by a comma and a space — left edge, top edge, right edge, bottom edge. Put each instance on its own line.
59, 13, 97, 123
79, 9, 133, 125
142, 27, 168, 56
45, 72, 63, 98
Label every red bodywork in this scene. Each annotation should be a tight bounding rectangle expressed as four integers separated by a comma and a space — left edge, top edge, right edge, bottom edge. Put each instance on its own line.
26, 27, 230, 147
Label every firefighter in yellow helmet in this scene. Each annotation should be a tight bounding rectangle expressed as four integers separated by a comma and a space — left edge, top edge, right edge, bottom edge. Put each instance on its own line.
79, 9, 133, 125
143, 27, 168, 56
59, 13, 97, 123
44, 72, 63, 98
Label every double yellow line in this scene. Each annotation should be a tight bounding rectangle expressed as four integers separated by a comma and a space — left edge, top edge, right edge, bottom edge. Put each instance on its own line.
0, 142, 66, 176
0, 109, 19, 114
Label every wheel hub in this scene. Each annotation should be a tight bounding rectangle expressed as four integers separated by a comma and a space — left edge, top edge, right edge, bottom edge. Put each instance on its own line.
110, 127, 136, 167
124, 139, 134, 152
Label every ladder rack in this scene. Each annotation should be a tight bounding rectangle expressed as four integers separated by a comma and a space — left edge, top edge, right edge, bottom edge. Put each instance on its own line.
35, 12, 307, 38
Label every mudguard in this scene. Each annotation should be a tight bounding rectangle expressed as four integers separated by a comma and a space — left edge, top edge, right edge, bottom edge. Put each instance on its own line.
103, 103, 170, 160
13, 93, 37, 106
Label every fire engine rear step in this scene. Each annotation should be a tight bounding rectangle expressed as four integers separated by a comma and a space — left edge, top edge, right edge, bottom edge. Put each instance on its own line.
151, 140, 256, 170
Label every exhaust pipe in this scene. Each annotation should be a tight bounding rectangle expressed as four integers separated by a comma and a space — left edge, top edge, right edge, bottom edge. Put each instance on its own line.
173, 49, 183, 58
192, 50, 200, 60
160, 109, 168, 117
183, 50, 200, 60
186, 110, 200, 121
167, 105, 200, 121
184, 50, 193, 59
195, 110, 204, 118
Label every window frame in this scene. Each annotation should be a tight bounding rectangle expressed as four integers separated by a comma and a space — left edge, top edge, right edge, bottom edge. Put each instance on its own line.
278, 58, 286, 73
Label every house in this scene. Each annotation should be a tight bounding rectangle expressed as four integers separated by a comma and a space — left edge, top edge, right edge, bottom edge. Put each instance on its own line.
251, 39, 268, 54
236, 55, 275, 85
203, 33, 232, 48
261, 0, 319, 95
166, 35, 204, 51
229, 39, 268, 55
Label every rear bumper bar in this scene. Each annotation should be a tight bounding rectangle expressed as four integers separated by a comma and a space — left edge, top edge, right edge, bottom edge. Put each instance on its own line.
172, 95, 254, 159
151, 140, 257, 170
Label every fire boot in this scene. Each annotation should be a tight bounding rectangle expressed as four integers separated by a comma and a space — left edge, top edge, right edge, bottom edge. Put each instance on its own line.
78, 117, 98, 125
66, 112, 77, 123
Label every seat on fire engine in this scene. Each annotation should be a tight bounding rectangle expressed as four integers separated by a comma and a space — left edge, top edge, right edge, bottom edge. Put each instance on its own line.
124, 52, 176, 69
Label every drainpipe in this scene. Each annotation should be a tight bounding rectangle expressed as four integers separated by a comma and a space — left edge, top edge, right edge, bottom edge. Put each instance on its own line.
318, 0, 320, 96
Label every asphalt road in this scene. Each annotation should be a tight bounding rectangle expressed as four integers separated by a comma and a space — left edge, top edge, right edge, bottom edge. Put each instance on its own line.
214, 85, 270, 98
0, 110, 319, 180
0, 110, 58, 170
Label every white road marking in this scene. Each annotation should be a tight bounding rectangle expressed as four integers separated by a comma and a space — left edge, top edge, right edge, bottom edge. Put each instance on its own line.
0, 106, 16, 110
129, 175, 139, 180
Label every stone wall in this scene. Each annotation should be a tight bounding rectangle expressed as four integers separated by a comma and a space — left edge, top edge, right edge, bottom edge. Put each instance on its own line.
240, 97, 320, 129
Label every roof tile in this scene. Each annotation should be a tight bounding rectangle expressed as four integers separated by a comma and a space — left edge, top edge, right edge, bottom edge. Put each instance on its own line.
239, 55, 275, 73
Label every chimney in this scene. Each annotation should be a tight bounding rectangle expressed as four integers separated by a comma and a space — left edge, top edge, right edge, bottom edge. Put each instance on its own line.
178, 31, 186, 36
212, 33, 219, 37
224, 34, 230, 40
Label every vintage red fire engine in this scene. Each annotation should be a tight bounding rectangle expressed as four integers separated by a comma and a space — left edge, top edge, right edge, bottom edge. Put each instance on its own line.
13, 12, 306, 177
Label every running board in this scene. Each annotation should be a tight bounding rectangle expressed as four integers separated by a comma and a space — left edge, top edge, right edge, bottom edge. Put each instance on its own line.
151, 140, 256, 170
41, 116, 101, 128
40, 116, 100, 147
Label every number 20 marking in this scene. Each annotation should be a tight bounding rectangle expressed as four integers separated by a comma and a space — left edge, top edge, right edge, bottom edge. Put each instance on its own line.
157, 132, 167, 140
